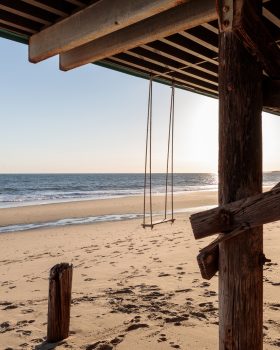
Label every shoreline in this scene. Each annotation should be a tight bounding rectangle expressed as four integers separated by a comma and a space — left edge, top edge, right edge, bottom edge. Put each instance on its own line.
0, 205, 217, 235
0, 188, 219, 209
0, 190, 218, 228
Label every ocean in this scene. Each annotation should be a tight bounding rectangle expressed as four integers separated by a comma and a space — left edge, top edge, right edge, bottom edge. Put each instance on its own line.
0, 172, 279, 209
0, 173, 279, 233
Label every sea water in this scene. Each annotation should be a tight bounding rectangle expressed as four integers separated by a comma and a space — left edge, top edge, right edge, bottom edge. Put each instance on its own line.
0, 173, 220, 208
0, 173, 279, 233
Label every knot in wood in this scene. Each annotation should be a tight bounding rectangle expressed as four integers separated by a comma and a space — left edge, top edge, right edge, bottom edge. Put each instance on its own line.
218, 208, 232, 230
223, 5, 230, 13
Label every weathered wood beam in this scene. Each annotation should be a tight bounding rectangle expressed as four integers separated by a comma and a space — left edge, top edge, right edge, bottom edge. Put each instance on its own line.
0, 19, 36, 34
179, 31, 218, 53
263, 79, 280, 109
191, 184, 280, 239
59, 0, 217, 71
263, 8, 280, 29
220, 0, 280, 79
22, 0, 68, 17
197, 224, 250, 280
201, 23, 219, 35
195, 182, 280, 280
124, 50, 218, 86
109, 56, 218, 95
141, 44, 218, 77
160, 38, 218, 65
65, 0, 85, 7
29, 0, 192, 63
0, 4, 51, 26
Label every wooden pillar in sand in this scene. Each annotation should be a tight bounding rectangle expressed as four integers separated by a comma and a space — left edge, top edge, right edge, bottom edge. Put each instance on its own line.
218, 0, 263, 348
47, 263, 73, 343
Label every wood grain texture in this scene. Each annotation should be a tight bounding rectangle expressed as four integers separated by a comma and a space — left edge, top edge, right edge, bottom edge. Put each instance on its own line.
29, 0, 190, 63
218, 0, 263, 347
47, 263, 73, 343
194, 182, 280, 280
60, 0, 216, 70
197, 224, 250, 280
234, 1, 280, 79
191, 185, 280, 239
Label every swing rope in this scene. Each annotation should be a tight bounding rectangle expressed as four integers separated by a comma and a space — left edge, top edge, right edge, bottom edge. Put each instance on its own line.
143, 77, 153, 228
164, 82, 175, 222
142, 78, 175, 229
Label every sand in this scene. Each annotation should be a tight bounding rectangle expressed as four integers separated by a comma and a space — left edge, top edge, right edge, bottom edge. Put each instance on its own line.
0, 191, 279, 350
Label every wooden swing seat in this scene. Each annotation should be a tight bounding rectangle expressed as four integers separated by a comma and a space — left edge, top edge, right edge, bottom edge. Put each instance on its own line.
142, 218, 175, 229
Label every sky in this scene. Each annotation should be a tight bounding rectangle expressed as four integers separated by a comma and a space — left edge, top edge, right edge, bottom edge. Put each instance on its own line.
1, 38, 280, 173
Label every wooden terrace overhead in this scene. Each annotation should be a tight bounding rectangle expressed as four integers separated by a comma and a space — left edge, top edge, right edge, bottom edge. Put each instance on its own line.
0, 0, 279, 115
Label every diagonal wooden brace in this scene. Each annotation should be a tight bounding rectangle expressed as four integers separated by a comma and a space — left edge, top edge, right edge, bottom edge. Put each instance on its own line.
191, 182, 280, 240
194, 182, 280, 280
197, 224, 250, 279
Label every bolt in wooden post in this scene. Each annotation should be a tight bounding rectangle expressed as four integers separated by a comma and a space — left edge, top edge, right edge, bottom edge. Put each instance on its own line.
47, 263, 73, 343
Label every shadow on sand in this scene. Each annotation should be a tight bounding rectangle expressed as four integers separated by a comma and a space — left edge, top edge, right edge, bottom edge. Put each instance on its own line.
35, 340, 67, 350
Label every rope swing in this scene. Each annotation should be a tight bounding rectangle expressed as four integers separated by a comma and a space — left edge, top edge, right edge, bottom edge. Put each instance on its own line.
142, 77, 175, 229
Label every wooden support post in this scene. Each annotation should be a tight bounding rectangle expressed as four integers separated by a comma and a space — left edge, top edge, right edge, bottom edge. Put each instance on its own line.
218, 0, 263, 348
47, 263, 73, 343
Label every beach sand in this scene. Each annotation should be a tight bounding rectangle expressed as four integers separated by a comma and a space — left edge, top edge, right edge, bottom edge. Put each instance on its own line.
0, 192, 279, 349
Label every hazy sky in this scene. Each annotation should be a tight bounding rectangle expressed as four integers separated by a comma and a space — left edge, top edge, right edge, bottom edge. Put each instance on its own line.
1, 38, 280, 173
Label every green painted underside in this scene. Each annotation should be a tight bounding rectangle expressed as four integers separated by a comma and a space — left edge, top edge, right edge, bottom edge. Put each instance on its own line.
0, 28, 29, 45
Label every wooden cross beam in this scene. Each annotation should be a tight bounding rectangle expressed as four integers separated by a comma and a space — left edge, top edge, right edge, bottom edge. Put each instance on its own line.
191, 182, 280, 239
192, 182, 280, 280
59, 0, 216, 71
29, 0, 192, 63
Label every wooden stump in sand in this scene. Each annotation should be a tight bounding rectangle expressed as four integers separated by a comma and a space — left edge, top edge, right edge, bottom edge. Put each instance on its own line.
47, 263, 73, 343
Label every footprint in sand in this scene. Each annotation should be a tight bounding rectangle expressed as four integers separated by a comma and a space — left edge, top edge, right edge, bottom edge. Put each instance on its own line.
85, 341, 113, 350
110, 334, 125, 345
16, 319, 35, 326
158, 272, 170, 277
169, 341, 181, 348
16, 329, 32, 336
126, 323, 149, 331
21, 308, 34, 314
203, 290, 217, 297
0, 321, 14, 333
2, 304, 18, 310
